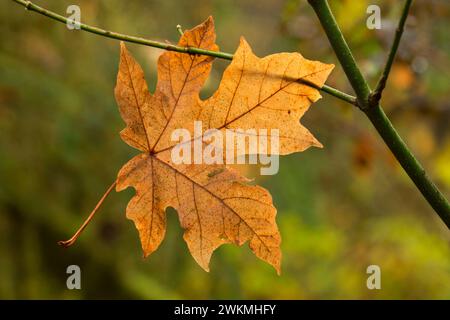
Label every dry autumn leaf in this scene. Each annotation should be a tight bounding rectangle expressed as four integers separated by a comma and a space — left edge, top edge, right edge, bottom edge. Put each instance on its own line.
114, 16, 333, 273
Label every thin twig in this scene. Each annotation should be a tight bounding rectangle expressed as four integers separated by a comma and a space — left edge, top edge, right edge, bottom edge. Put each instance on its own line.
10, 0, 356, 106
370, 0, 413, 106
307, 0, 371, 110
301, 79, 358, 106
308, 0, 450, 229
176, 24, 184, 36
58, 181, 117, 247
12, 0, 232, 59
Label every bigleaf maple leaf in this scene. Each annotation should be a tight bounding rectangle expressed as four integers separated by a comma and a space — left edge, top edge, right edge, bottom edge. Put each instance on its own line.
114, 17, 333, 273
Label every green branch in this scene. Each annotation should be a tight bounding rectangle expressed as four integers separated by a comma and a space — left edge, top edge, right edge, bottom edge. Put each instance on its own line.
10, 0, 354, 105
308, 0, 450, 228
307, 1, 372, 110
370, 0, 413, 105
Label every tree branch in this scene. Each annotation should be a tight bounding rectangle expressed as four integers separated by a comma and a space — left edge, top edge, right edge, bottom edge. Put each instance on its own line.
308, 0, 372, 110
370, 0, 413, 105
10, 0, 355, 105
308, 0, 450, 228
12, 0, 233, 59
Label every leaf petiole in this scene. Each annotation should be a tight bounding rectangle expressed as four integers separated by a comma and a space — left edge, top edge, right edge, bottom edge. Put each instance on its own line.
58, 181, 117, 247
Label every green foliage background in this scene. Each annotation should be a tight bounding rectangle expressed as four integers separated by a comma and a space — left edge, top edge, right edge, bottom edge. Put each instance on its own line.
0, 0, 449, 299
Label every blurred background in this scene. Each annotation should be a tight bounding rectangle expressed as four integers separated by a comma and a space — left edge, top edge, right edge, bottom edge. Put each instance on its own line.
0, 0, 449, 299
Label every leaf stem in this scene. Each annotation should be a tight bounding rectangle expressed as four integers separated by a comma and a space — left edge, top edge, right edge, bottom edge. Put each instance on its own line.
300, 79, 358, 106
308, 0, 450, 228
370, 0, 413, 105
58, 181, 117, 247
10, 0, 355, 105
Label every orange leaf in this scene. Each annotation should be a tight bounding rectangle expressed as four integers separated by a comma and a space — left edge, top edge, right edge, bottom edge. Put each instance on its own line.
114, 16, 333, 273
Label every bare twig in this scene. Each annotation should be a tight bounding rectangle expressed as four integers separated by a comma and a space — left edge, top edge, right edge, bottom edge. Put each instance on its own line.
176, 24, 184, 36
10, 0, 355, 105
370, 0, 413, 106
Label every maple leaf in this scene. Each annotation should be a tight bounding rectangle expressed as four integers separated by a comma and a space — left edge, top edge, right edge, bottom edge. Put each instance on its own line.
114, 17, 333, 273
